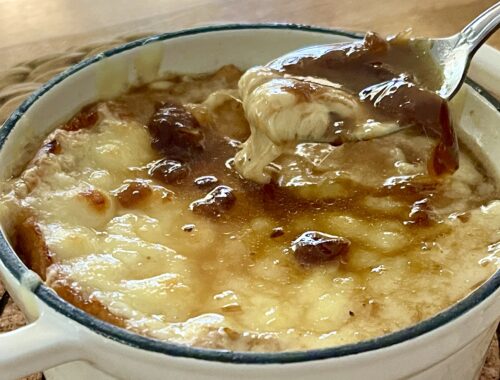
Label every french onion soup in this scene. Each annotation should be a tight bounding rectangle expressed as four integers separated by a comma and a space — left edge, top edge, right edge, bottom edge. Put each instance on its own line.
1, 33, 499, 351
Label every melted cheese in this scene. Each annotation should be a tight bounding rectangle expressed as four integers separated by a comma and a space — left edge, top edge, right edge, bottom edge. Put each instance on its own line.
234, 67, 400, 183
1, 69, 499, 352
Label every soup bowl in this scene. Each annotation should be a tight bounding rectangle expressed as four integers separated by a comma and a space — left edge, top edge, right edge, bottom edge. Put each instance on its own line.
0, 24, 498, 380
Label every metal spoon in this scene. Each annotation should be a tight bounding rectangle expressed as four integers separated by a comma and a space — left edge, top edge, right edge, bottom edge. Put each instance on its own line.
432, 2, 500, 99
268, 2, 500, 101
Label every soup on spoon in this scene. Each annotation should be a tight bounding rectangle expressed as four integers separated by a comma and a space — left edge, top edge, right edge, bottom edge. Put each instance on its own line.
235, 32, 457, 183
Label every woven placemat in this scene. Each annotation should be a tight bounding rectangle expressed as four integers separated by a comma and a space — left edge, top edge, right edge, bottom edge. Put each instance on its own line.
0, 34, 498, 380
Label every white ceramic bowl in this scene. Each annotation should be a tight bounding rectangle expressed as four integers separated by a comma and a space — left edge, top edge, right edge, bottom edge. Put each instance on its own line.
0, 25, 498, 380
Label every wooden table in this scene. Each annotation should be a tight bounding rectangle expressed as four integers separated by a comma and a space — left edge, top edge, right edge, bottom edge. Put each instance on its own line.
0, 0, 499, 70
0, 0, 499, 379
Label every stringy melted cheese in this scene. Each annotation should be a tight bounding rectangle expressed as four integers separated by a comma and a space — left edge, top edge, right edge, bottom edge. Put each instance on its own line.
234, 67, 400, 183
1, 67, 499, 352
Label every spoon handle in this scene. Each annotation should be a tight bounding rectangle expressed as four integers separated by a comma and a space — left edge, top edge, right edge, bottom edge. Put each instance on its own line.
457, 2, 500, 54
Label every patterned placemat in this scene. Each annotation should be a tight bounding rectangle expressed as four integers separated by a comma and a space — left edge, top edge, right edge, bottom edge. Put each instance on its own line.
0, 34, 498, 380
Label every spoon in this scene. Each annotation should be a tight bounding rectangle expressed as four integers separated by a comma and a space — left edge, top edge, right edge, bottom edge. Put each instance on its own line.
431, 2, 500, 99
268, 2, 500, 101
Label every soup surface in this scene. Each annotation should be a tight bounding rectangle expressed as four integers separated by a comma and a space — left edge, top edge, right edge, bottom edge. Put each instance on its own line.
0, 34, 499, 351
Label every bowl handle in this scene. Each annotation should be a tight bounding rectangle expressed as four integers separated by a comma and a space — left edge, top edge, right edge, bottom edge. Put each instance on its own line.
0, 309, 81, 379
